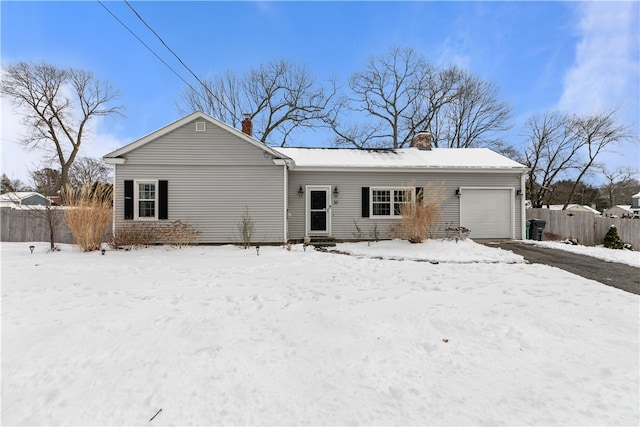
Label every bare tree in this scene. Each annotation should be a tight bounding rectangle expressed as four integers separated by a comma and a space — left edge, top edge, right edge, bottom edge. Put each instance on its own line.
0, 61, 124, 193
69, 156, 112, 187
333, 47, 511, 150
334, 46, 434, 148
561, 110, 633, 209
0, 174, 31, 193
599, 166, 639, 208
180, 59, 338, 146
522, 111, 581, 208
31, 167, 61, 196
434, 71, 511, 150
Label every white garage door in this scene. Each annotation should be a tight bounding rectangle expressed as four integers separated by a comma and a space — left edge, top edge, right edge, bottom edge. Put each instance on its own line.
460, 189, 512, 239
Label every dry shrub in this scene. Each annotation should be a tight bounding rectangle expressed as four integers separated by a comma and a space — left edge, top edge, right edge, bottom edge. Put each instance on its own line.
110, 223, 158, 250
400, 182, 445, 243
158, 220, 200, 248
62, 183, 113, 252
237, 206, 255, 249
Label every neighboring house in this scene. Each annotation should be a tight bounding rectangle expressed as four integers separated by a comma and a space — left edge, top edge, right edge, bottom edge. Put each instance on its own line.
0, 192, 50, 208
604, 205, 635, 218
103, 111, 528, 244
631, 192, 640, 217
544, 204, 601, 215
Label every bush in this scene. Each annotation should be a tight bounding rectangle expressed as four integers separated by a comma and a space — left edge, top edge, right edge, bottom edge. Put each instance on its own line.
603, 225, 624, 249
158, 220, 200, 248
62, 184, 113, 252
110, 223, 158, 250
400, 182, 445, 243
237, 206, 255, 249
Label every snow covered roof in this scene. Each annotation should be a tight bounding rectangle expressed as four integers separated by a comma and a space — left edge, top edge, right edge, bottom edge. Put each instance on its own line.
545, 204, 601, 214
274, 147, 526, 171
0, 192, 49, 206
632, 192, 640, 199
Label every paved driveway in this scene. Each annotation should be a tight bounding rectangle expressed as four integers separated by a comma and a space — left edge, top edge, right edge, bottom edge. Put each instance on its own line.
484, 241, 640, 295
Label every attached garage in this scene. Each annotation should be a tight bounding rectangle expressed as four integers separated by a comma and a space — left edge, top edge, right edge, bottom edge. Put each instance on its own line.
460, 188, 514, 239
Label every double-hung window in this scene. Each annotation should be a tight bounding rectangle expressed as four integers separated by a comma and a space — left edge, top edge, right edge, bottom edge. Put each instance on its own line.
371, 187, 414, 218
135, 181, 157, 220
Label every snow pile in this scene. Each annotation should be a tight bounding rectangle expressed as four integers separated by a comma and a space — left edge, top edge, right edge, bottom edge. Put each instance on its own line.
2, 241, 638, 425
328, 238, 525, 263
523, 240, 639, 267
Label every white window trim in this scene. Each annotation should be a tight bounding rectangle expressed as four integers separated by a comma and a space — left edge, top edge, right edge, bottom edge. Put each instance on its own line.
370, 186, 415, 218
134, 180, 159, 220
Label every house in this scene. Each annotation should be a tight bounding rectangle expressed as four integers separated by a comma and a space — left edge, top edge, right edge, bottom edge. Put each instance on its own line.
604, 205, 635, 218
103, 111, 528, 244
631, 192, 640, 217
0, 192, 51, 208
544, 204, 601, 215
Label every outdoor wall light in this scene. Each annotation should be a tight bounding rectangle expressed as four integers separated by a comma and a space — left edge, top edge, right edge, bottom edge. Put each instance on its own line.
333, 186, 339, 196
455, 188, 461, 197
298, 185, 304, 197
29, 245, 35, 254
516, 190, 523, 196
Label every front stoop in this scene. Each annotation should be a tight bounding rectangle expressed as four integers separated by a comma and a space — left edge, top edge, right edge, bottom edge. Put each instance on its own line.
307, 236, 337, 247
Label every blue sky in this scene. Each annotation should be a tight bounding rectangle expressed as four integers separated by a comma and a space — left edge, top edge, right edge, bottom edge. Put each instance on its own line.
1, 1, 638, 185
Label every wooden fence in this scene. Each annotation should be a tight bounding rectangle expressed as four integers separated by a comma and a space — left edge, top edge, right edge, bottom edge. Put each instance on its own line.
527, 208, 640, 250
1, 207, 77, 244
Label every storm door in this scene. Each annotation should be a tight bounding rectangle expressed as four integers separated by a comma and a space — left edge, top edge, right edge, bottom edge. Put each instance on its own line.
306, 186, 331, 235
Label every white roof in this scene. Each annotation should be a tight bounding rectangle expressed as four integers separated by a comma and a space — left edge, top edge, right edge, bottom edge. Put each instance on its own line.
0, 192, 42, 202
274, 147, 526, 170
632, 192, 640, 199
545, 204, 601, 214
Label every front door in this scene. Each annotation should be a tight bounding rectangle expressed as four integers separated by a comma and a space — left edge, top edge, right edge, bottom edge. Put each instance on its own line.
306, 186, 331, 236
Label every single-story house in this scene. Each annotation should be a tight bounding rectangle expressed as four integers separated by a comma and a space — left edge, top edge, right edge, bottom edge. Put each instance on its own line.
631, 192, 640, 216
103, 111, 528, 244
604, 205, 635, 218
0, 192, 50, 208
544, 204, 601, 215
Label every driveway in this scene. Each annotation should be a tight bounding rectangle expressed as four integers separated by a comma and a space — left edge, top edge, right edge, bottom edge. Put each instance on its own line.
484, 241, 640, 295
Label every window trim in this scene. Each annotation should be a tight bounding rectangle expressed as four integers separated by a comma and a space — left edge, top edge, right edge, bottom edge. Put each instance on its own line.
134, 180, 159, 220
370, 186, 415, 218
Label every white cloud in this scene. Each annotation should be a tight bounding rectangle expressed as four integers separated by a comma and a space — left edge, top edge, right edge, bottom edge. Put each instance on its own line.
558, 2, 639, 121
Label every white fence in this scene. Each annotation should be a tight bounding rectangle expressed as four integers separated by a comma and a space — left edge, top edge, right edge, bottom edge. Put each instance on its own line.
527, 208, 640, 250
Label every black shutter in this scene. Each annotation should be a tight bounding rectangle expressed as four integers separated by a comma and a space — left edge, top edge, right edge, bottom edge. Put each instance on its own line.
158, 180, 168, 220
415, 187, 424, 203
361, 187, 370, 217
124, 180, 134, 220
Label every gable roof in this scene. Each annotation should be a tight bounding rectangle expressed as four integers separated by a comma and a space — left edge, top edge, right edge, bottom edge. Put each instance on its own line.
274, 147, 526, 172
103, 111, 287, 163
0, 192, 49, 206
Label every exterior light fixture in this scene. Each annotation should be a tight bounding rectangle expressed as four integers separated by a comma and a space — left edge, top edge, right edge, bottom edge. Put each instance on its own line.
455, 188, 461, 197
29, 245, 35, 254
298, 186, 304, 197
333, 186, 339, 196
516, 190, 523, 196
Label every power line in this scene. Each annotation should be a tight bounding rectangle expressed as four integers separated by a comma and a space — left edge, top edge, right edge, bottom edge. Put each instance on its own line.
95, 0, 201, 96
121, 0, 237, 119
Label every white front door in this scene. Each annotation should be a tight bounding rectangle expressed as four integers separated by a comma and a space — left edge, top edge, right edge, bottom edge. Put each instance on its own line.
306, 186, 331, 236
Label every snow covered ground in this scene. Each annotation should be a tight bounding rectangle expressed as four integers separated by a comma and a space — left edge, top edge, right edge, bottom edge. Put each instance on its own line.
2, 239, 638, 426
521, 239, 639, 267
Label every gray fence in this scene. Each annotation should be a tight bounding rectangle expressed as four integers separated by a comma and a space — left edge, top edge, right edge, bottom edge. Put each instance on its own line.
527, 208, 640, 250
1, 207, 77, 244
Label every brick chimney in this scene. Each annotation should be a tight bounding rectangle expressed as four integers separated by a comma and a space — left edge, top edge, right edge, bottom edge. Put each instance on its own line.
241, 113, 253, 137
411, 131, 432, 150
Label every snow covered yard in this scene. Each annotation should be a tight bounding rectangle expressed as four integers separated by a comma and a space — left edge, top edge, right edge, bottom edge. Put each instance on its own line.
2, 240, 638, 426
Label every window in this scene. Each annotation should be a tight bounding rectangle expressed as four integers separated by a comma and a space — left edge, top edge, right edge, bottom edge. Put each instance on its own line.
136, 181, 157, 219
370, 187, 414, 218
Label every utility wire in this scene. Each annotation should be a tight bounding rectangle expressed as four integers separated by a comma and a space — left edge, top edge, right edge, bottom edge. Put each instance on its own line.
122, 0, 237, 119
96, 0, 201, 97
